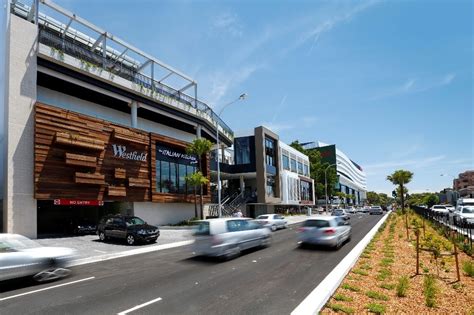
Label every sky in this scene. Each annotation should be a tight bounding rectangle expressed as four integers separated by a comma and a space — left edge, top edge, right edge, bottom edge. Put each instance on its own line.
5, 0, 474, 195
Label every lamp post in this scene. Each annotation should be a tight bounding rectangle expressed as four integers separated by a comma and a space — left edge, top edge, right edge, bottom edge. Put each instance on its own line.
216, 93, 247, 217
325, 162, 340, 213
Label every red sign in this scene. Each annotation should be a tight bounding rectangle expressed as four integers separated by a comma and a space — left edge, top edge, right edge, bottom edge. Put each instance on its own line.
53, 199, 104, 206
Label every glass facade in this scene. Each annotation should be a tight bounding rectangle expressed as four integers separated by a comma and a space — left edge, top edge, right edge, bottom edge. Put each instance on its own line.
297, 161, 303, 175
266, 175, 276, 197
303, 164, 309, 176
282, 154, 290, 170
156, 144, 198, 194
265, 137, 276, 167
300, 180, 312, 201
235, 137, 250, 164
290, 158, 297, 172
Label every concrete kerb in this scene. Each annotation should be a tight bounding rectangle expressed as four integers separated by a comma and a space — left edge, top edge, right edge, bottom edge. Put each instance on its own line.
291, 211, 391, 315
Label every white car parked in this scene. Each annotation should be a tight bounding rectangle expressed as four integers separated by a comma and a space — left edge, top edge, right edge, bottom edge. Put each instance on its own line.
253, 214, 288, 231
454, 206, 474, 223
430, 205, 449, 214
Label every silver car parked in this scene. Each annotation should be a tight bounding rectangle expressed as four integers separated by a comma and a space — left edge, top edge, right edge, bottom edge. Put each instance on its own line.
253, 214, 288, 231
192, 218, 271, 260
0, 234, 76, 282
297, 216, 351, 249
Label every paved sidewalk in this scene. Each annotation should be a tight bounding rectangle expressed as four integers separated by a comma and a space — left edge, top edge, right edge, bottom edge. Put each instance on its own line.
35, 215, 314, 266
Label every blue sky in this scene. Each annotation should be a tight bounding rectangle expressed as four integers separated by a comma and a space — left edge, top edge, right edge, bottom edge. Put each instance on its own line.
36, 0, 474, 193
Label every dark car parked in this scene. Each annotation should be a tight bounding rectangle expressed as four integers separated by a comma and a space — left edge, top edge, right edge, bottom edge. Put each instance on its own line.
97, 215, 159, 245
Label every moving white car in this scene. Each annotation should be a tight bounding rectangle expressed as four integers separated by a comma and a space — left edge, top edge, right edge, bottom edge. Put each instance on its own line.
253, 214, 288, 231
192, 218, 271, 260
454, 206, 474, 223
369, 206, 383, 215
430, 205, 449, 214
0, 234, 76, 282
456, 198, 474, 213
297, 216, 351, 249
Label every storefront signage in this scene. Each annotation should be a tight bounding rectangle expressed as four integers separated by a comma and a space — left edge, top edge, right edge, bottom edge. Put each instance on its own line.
157, 147, 197, 164
53, 199, 104, 206
112, 144, 148, 162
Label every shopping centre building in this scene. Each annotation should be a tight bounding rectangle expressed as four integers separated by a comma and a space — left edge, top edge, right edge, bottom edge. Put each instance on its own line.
1, 1, 234, 237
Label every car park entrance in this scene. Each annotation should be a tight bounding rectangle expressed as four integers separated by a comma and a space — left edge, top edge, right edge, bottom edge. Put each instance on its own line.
37, 200, 132, 237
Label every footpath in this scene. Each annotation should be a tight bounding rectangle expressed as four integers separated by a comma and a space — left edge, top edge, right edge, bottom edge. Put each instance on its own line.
36, 215, 312, 267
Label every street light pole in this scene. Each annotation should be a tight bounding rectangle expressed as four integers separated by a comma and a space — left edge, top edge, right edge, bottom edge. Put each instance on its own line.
216, 93, 247, 218
325, 162, 339, 213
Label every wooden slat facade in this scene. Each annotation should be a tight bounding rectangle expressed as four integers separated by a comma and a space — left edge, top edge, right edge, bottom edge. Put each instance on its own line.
34, 102, 210, 203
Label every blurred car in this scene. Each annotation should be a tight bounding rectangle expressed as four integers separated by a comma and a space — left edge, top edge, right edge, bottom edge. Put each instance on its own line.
346, 207, 357, 214
68, 218, 97, 235
369, 206, 383, 215
253, 214, 287, 231
430, 205, 449, 214
331, 209, 350, 220
0, 233, 76, 282
192, 218, 271, 260
445, 205, 455, 213
97, 215, 159, 245
297, 216, 351, 249
454, 206, 474, 223
361, 207, 370, 213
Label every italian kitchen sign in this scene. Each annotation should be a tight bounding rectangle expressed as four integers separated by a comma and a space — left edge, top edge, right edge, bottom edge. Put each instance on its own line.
53, 199, 104, 206
156, 145, 198, 165
112, 144, 148, 162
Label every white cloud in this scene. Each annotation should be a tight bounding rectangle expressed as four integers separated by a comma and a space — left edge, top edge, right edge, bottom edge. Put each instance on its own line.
212, 12, 243, 37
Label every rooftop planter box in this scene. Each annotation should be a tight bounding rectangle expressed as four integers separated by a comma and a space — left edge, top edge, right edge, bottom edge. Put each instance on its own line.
56, 132, 105, 151
115, 168, 126, 179
112, 128, 148, 146
128, 177, 150, 188
65, 153, 97, 168
108, 186, 126, 197
74, 172, 105, 185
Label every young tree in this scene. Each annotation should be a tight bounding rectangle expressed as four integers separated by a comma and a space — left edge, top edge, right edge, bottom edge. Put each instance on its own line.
423, 193, 439, 208
186, 138, 213, 217
367, 191, 380, 205
387, 170, 413, 213
185, 171, 209, 219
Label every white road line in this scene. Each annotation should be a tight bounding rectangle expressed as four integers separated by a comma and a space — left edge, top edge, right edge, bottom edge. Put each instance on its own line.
117, 297, 163, 314
0, 277, 95, 302
94, 250, 107, 253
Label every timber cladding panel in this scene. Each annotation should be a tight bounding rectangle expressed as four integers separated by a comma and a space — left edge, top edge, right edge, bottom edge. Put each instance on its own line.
34, 103, 209, 203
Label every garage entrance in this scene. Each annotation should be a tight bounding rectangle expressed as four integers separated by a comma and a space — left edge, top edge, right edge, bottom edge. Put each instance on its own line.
37, 200, 132, 237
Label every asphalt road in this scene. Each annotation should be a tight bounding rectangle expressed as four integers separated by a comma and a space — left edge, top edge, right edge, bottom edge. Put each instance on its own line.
0, 213, 385, 315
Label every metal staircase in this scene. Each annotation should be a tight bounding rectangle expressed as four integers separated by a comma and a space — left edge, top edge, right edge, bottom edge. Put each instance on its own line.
207, 192, 248, 218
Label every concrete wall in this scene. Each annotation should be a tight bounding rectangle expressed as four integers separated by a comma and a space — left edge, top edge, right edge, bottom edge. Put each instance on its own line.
3, 15, 38, 238
134, 202, 195, 226
37, 86, 196, 143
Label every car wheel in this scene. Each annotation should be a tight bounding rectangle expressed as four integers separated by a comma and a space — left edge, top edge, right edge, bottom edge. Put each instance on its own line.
223, 245, 241, 261
335, 237, 343, 249
346, 233, 352, 243
271, 224, 277, 232
99, 231, 106, 242
126, 234, 136, 245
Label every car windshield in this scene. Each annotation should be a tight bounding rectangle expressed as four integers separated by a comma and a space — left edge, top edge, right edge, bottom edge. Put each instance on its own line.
303, 220, 330, 228
125, 217, 146, 226
193, 222, 210, 236
334, 210, 343, 214
257, 215, 269, 219
462, 207, 474, 214
0, 234, 41, 250
433, 206, 445, 209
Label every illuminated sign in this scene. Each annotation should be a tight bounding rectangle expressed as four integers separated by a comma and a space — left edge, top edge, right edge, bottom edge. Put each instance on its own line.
112, 144, 148, 162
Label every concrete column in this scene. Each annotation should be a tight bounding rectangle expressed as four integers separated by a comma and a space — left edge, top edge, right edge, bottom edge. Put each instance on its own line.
4, 15, 38, 238
196, 124, 201, 138
131, 101, 138, 128
239, 176, 245, 193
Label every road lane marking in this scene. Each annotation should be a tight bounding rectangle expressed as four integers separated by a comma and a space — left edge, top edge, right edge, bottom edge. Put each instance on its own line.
94, 250, 107, 253
0, 277, 95, 302
117, 297, 163, 314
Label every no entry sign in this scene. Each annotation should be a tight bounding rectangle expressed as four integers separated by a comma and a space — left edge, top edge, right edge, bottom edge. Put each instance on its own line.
53, 199, 104, 206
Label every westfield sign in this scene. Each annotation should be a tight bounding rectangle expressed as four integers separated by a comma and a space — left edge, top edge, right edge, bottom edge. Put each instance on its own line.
112, 144, 148, 162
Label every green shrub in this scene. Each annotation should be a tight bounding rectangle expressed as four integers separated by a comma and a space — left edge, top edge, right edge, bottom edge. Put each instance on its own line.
424, 275, 438, 307
366, 290, 389, 301
423, 266, 429, 273
379, 258, 394, 267
396, 276, 409, 297
342, 283, 361, 292
366, 303, 386, 314
353, 269, 369, 276
463, 260, 474, 277
327, 303, 355, 314
379, 283, 395, 290
334, 293, 353, 302
377, 268, 392, 281
360, 263, 373, 270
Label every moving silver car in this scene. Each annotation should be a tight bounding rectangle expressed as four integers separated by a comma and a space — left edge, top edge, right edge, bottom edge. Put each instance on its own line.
297, 216, 351, 249
369, 206, 383, 215
192, 218, 271, 260
253, 214, 288, 231
0, 234, 77, 282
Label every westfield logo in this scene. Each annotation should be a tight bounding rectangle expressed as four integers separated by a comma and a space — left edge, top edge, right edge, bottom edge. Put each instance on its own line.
112, 144, 148, 162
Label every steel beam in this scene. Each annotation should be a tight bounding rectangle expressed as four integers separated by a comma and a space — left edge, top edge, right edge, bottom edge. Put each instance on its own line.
137, 59, 152, 72
91, 33, 106, 51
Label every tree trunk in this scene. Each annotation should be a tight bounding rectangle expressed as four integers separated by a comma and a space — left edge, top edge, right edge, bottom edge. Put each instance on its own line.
199, 184, 204, 220
400, 183, 405, 213
194, 187, 198, 219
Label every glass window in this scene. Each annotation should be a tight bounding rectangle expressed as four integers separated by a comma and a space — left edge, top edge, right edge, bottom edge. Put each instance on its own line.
302, 220, 330, 228
290, 158, 297, 172
266, 175, 275, 197
297, 162, 303, 174
186, 165, 196, 193
303, 164, 309, 176
265, 137, 276, 167
169, 162, 177, 193
178, 164, 187, 194
193, 222, 210, 236
235, 137, 250, 164
282, 155, 290, 170
161, 161, 170, 193
300, 180, 312, 201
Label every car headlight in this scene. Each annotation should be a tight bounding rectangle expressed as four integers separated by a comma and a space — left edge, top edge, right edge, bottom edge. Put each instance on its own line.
137, 229, 146, 235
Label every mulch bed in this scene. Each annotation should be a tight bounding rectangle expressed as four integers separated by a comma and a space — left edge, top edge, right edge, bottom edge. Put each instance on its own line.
321, 212, 474, 314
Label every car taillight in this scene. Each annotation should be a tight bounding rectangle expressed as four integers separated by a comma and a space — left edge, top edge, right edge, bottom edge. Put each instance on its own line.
212, 235, 223, 246
324, 228, 336, 235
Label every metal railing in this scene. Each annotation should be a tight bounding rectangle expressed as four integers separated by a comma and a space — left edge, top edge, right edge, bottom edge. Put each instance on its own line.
36, 27, 234, 139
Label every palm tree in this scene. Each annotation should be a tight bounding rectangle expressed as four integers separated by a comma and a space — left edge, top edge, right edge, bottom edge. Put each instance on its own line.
386, 170, 413, 213
186, 138, 213, 217
185, 171, 209, 219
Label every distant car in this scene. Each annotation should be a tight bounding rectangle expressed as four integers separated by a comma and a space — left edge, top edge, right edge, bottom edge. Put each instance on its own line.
454, 206, 474, 223
369, 206, 383, 215
297, 216, 351, 249
332, 209, 350, 220
253, 214, 287, 231
445, 205, 455, 213
97, 215, 159, 245
430, 205, 449, 214
0, 233, 76, 282
361, 207, 370, 213
192, 218, 271, 260
346, 207, 357, 214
